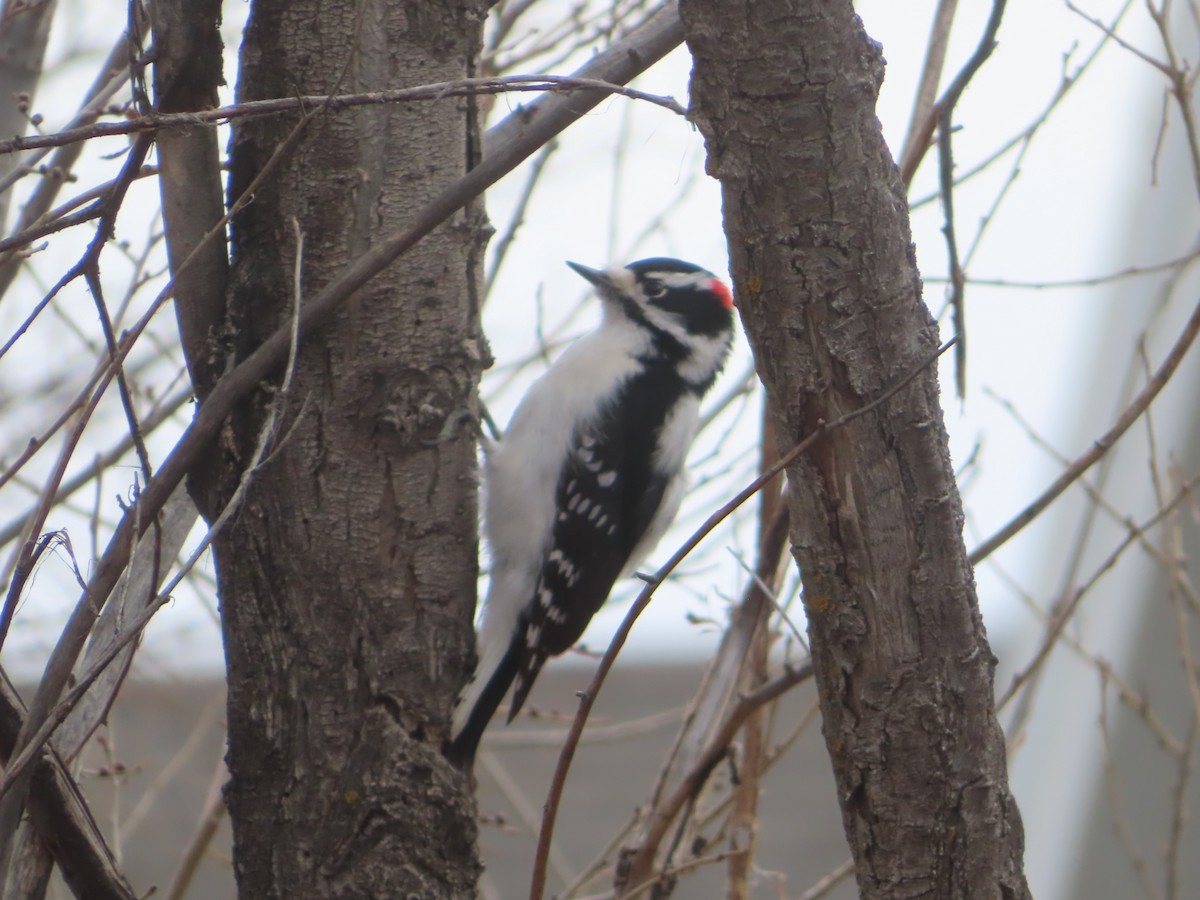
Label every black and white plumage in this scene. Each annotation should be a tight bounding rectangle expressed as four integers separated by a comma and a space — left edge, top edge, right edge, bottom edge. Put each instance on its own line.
447, 258, 735, 766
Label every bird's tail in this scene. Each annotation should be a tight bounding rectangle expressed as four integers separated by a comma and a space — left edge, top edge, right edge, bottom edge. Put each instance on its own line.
446, 634, 522, 767
506, 648, 549, 726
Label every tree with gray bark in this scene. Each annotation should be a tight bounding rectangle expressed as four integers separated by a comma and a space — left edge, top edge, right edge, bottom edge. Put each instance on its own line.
678, 3, 1029, 896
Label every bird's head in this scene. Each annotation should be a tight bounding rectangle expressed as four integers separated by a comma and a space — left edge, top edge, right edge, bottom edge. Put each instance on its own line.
567, 257, 735, 390
569, 256, 733, 333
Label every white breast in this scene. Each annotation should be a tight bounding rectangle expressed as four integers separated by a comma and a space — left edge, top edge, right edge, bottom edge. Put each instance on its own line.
476, 318, 651, 640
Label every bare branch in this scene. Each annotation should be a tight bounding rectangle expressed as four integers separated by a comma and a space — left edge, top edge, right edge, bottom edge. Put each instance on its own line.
925, 247, 1200, 290
900, 0, 1007, 184
0, 75, 687, 157
897, 0, 958, 179
0, 385, 191, 550
484, 140, 557, 301
937, 109, 967, 399
163, 753, 227, 900
998, 464, 1200, 711
0, 28, 136, 305
970, 291, 1200, 564
0, 674, 135, 900
798, 859, 856, 900
617, 662, 814, 898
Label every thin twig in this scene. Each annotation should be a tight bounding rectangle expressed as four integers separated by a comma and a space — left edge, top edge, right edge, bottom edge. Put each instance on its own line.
0, 75, 688, 156
986, 555, 1185, 758
0, 385, 191, 549
937, 107, 967, 400
0, 131, 161, 880
164, 753, 229, 900
897, 0, 959, 181
899, 0, 1008, 185
607, 847, 747, 900
479, 751, 576, 887
620, 496, 791, 893
619, 663, 814, 898
0, 27, 136, 304
484, 141, 558, 301
1065, 1, 1171, 76
924, 246, 1200, 290
1097, 674, 1164, 900
0, 292, 303, 811
909, 0, 1135, 212
1165, 719, 1197, 900
970, 291, 1200, 563
924, 0, 1007, 398
0, 676, 136, 900
998, 460, 1200, 710
1145, 0, 1200, 197
798, 858, 856, 900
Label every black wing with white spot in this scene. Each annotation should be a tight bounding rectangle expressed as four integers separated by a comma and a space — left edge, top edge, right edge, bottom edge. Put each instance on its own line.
506, 364, 685, 720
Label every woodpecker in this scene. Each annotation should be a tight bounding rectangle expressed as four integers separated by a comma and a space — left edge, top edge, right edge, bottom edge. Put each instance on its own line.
447, 258, 735, 766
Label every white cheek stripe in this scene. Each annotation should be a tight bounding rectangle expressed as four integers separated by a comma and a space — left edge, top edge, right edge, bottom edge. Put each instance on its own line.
639, 305, 691, 343
659, 271, 714, 290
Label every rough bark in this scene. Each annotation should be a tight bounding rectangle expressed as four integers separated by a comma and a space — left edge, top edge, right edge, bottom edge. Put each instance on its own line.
680, 2, 1031, 898
191, 0, 488, 895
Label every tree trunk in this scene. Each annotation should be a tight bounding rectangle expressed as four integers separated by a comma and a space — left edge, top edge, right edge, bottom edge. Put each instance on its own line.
190, 0, 488, 895
680, 2, 1031, 897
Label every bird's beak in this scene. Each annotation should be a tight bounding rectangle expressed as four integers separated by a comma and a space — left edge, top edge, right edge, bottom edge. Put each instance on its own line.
566, 261, 612, 289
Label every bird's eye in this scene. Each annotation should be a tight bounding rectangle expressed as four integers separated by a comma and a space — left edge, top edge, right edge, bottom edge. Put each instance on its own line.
643, 279, 666, 298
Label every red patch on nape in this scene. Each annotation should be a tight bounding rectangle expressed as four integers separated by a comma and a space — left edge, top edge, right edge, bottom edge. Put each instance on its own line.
709, 277, 734, 309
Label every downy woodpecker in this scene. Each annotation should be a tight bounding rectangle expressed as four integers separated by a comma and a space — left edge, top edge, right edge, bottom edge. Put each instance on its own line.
447, 258, 735, 766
